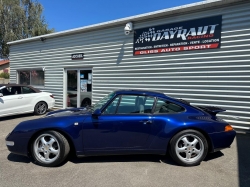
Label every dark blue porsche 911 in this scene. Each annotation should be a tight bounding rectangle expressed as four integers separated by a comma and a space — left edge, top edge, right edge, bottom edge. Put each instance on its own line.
6, 90, 236, 167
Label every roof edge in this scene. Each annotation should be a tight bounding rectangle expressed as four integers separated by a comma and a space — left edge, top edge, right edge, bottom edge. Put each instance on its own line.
0, 59, 10, 66
7, 0, 245, 45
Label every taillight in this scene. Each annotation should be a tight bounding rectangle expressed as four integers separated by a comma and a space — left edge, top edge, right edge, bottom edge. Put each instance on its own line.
68, 94, 77, 98
225, 125, 233, 132
50, 95, 54, 99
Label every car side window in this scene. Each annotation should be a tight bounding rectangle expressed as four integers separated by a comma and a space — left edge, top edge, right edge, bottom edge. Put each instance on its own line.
0, 88, 11, 96
154, 99, 185, 114
116, 95, 154, 114
11, 86, 21, 95
22, 86, 36, 94
103, 96, 120, 114
1, 86, 21, 96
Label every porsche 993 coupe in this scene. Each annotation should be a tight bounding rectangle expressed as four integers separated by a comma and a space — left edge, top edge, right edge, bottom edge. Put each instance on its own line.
6, 90, 236, 167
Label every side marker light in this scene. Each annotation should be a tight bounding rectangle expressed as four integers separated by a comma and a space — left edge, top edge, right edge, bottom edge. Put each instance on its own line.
225, 125, 234, 132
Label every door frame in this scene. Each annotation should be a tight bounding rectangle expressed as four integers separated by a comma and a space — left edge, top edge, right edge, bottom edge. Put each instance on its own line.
63, 67, 93, 108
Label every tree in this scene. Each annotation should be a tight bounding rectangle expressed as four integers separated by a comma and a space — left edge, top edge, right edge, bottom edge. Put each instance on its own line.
0, 0, 54, 58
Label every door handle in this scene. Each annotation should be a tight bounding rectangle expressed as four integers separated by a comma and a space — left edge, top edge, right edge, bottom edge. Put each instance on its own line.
18, 96, 23, 99
139, 120, 152, 125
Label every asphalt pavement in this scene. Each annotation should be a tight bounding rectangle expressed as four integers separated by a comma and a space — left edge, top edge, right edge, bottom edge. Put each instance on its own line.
0, 114, 249, 187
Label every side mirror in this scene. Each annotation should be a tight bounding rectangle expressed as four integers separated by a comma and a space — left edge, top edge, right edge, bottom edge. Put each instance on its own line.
0, 93, 3, 97
92, 109, 101, 117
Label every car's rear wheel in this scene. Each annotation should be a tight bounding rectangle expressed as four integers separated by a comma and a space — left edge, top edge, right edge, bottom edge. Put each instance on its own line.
34, 101, 48, 115
31, 131, 70, 167
169, 129, 208, 166
81, 98, 91, 107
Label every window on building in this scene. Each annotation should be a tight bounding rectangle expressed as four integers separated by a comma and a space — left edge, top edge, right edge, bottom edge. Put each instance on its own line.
19, 70, 44, 86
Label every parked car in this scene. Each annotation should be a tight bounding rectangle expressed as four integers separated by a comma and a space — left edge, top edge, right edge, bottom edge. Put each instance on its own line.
67, 87, 91, 107
0, 84, 55, 117
5, 89, 235, 167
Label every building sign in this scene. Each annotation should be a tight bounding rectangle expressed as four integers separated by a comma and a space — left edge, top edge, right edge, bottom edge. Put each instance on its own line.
133, 16, 222, 56
71, 53, 84, 60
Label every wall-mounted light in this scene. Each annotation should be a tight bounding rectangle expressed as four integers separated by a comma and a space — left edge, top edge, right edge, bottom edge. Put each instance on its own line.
40, 37, 46, 42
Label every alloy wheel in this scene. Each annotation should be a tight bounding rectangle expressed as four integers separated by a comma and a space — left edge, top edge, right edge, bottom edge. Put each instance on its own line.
33, 134, 60, 164
36, 102, 47, 114
175, 134, 204, 163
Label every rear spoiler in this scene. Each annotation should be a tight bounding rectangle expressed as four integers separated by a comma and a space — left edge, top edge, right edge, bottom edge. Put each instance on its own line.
195, 105, 226, 115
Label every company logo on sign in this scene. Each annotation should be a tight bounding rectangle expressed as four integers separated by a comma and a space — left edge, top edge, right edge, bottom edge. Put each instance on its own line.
71, 53, 84, 60
133, 16, 222, 55
135, 25, 218, 43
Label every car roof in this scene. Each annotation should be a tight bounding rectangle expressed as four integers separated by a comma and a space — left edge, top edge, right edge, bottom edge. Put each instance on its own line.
114, 89, 166, 97
0, 84, 41, 93
113, 89, 190, 106
0, 84, 31, 87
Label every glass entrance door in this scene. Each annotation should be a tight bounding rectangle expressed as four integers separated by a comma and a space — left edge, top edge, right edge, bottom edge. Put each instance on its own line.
66, 69, 92, 108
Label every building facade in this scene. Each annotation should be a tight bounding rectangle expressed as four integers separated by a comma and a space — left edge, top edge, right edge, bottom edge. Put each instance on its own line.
8, 0, 250, 131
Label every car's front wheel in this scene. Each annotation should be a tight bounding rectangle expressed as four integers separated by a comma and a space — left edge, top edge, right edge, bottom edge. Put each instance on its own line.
31, 131, 70, 167
34, 101, 48, 115
169, 129, 208, 166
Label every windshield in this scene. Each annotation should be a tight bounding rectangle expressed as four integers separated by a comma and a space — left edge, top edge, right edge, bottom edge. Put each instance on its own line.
0, 86, 6, 90
92, 92, 115, 111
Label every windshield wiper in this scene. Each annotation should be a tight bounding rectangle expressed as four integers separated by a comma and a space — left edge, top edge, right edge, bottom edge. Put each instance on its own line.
85, 105, 94, 111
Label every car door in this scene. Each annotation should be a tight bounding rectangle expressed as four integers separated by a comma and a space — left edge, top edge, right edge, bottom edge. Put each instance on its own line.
0, 86, 25, 116
82, 95, 155, 152
20, 86, 38, 112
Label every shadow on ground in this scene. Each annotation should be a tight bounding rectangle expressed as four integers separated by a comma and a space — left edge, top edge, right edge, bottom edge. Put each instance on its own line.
69, 154, 178, 166
7, 149, 226, 167
0, 113, 35, 121
7, 153, 179, 166
7, 153, 31, 164
236, 133, 250, 187
204, 151, 224, 161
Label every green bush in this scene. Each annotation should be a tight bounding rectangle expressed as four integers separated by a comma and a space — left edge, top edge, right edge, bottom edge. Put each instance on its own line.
0, 72, 10, 79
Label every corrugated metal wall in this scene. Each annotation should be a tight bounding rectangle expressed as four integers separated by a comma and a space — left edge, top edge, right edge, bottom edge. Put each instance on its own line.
9, 2, 250, 130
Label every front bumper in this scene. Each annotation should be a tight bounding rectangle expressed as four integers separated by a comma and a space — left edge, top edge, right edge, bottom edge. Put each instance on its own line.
5, 132, 30, 157
209, 130, 236, 152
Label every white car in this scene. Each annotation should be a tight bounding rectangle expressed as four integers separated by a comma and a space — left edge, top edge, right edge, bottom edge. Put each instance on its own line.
0, 84, 55, 117
67, 87, 91, 107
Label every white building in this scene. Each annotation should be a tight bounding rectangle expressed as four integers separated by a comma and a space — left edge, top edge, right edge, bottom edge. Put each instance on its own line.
7, 0, 250, 131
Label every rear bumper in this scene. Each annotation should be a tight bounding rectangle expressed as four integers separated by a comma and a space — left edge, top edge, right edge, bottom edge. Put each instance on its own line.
209, 130, 236, 152
47, 99, 55, 109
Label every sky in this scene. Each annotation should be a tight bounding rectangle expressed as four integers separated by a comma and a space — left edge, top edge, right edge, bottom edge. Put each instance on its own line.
39, 0, 203, 32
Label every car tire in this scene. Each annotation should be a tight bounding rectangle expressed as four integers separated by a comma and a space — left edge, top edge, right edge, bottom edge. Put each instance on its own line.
31, 131, 70, 167
34, 101, 48, 115
81, 98, 91, 107
169, 129, 208, 166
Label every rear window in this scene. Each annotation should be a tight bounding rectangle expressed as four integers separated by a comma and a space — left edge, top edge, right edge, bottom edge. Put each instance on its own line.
22, 86, 36, 94
154, 99, 185, 114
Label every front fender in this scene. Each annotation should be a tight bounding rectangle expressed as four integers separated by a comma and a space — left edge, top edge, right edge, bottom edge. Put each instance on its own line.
6, 115, 86, 156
